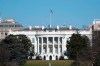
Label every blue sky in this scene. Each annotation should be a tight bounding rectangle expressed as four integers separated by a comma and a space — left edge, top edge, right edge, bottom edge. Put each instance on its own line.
0, 0, 100, 28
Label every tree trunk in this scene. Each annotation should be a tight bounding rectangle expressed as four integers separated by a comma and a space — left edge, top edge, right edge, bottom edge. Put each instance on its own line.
76, 51, 79, 66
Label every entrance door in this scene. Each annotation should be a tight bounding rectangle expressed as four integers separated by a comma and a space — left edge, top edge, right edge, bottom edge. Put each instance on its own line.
56, 56, 58, 60
49, 55, 52, 60
44, 56, 46, 60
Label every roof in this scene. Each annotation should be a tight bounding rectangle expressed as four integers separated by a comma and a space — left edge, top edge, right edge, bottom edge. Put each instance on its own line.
0, 21, 23, 27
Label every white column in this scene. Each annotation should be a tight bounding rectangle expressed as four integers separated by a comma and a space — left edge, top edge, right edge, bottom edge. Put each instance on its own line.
37, 37, 39, 54
61, 37, 63, 53
58, 37, 60, 54
47, 37, 48, 54
41, 37, 43, 54
64, 37, 66, 51
53, 37, 54, 54
62, 37, 65, 53
34, 38, 37, 53
62, 37, 64, 53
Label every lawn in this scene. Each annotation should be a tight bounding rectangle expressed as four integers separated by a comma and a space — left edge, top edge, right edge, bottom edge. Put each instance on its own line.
24, 60, 74, 66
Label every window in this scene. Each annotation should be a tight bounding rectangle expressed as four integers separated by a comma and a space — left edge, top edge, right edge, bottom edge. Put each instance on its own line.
4, 25, 8, 27
9, 25, 14, 27
54, 37, 58, 43
0, 25, 3, 27
1, 32, 3, 34
60, 46, 62, 53
60, 37, 62, 43
55, 47, 58, 53
15, 25, 20, 27
49, 46, 52, 53
5, 33, 7, 35
32, 38, 35, 43
43, 47, 46, 53
39, 37, 42, 43
98, 24, 100, 27
43, 37, 47, 43
39, 46, 41, 54
49, 37, 53, 44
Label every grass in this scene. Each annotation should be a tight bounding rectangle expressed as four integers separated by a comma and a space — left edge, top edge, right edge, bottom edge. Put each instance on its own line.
24, 60, 74, 66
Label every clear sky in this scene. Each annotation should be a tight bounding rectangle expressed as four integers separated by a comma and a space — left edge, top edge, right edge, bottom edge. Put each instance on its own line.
0, 0, 100, 28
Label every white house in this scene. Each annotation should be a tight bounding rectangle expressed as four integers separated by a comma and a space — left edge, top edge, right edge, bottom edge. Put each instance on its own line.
8, 25, 92, 60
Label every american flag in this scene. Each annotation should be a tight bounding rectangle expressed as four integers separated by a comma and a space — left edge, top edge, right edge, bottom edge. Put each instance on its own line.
50, 10, 53, 14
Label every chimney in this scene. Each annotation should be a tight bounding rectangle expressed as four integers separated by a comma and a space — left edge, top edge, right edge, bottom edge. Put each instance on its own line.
57, 25, 59, 30
29, 25, 32, 30
42, 26, 44, 30
69, 25, 72, 30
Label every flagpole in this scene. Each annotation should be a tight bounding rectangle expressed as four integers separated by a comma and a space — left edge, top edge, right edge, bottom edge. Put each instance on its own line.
0, 16, 1, 21
50, 11, 51, 27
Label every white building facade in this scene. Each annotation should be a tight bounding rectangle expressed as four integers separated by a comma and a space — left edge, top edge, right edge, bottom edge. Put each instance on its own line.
8, 26, 92, 60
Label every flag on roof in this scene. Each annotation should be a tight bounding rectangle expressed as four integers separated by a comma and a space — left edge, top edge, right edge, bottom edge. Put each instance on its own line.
50, 10, 53, 14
